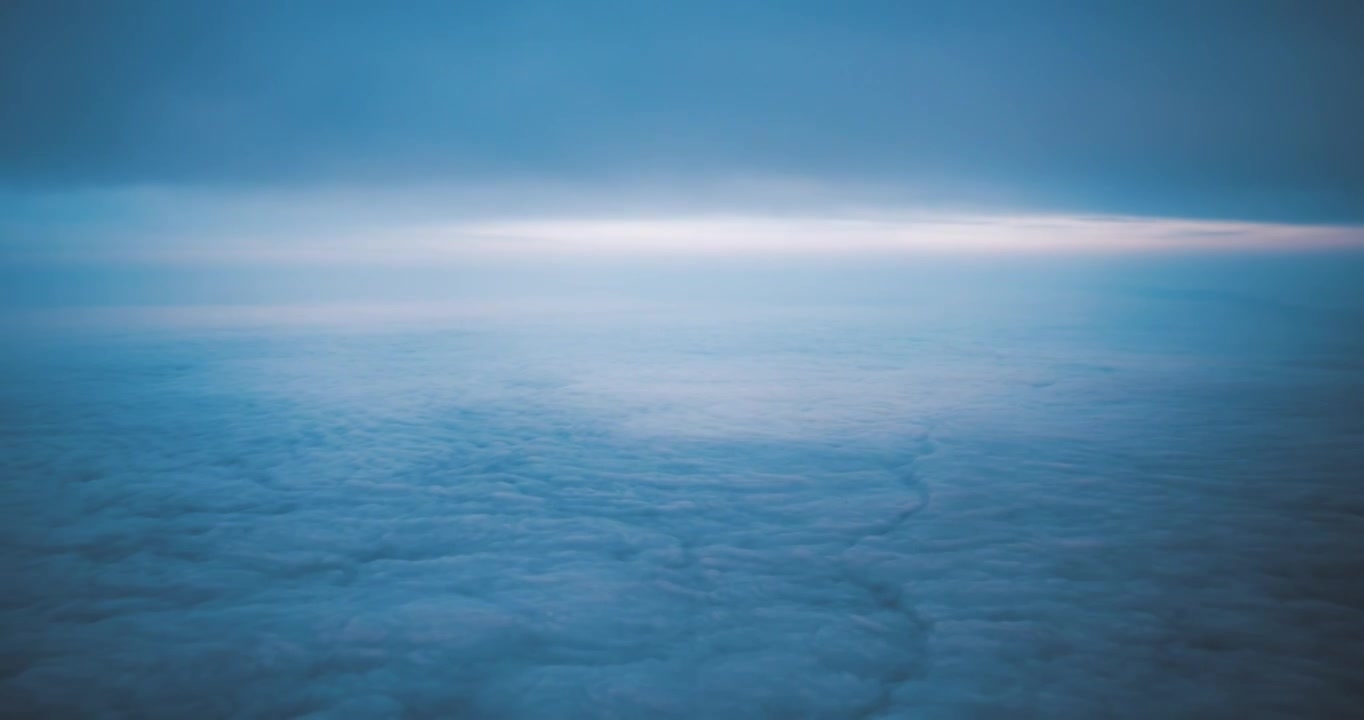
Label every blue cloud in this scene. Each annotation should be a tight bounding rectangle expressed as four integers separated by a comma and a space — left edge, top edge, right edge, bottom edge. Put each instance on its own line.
2, 262, 1362, 717
1, 1, 1361, 221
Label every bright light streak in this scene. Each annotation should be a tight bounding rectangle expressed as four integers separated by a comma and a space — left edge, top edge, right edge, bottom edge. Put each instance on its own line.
184, 214, 1364, 265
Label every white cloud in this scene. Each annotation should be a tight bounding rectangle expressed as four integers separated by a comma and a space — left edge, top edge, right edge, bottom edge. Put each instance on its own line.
116, 213, 1364, 266
9, 183, 1363, 268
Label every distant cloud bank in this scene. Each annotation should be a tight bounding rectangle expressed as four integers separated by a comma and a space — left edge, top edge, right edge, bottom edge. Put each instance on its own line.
7, 184, 1364, 268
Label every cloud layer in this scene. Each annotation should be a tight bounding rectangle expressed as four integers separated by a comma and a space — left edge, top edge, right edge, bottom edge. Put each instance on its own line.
3, 1, 1362, 221
3, 263, 1362, 717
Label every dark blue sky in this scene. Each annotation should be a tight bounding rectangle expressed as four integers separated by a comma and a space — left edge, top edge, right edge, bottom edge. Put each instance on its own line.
3, 0, 1362, 222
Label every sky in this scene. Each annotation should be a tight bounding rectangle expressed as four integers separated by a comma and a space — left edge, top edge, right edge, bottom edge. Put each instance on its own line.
2, 0, 1364, 301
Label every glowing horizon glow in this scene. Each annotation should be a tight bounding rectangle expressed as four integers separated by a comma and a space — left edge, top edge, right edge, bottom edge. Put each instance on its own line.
89, 212, 1364, 266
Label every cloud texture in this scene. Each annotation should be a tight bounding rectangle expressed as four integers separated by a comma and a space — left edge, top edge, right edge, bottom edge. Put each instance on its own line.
2, 261, 1362, 718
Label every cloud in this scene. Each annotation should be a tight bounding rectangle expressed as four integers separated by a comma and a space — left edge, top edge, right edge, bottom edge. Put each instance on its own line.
2, 1, 1362, 221
391, 214, 1364, 259
6, 182, 1363, 271
2, 275, 1362, 717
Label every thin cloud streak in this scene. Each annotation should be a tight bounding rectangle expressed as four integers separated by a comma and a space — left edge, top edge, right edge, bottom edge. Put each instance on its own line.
63, 214, 1364, 267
